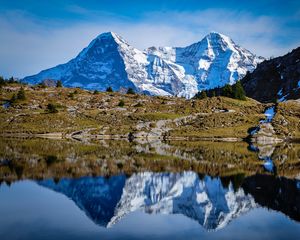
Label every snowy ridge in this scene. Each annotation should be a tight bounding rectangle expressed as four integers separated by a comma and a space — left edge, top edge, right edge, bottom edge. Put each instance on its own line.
108, 172, 257, 230
23, 31, 263, 98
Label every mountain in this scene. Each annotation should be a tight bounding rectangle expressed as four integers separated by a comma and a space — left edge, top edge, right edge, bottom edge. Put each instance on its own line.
37, 172, 257, 230
23, 32, 263, 98
38, 175, 126, 227
241, 47, 300, 102
108, 172, 256, 230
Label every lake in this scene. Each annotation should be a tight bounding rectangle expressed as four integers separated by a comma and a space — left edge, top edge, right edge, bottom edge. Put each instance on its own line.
0, 137, 299, 240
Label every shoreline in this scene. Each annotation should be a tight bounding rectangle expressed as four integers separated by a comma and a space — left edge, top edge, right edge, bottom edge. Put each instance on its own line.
1, 132, 298, 143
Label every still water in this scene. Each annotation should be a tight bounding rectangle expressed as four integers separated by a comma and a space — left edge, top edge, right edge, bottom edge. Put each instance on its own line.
0, 138, 299, 239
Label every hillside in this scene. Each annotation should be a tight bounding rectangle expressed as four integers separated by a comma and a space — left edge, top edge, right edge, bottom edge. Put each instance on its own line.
0, 83, 267, 140
241, 47, 300, 102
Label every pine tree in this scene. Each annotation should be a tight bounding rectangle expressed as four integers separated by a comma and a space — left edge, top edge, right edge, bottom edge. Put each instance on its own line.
233, 81, 246, 100
106, 86, 113, 92
222, 84, 233, 98
56, 80, 62, 88
199, 91, 207, 99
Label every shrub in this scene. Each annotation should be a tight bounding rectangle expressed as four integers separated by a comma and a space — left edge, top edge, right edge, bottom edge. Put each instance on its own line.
118, 100, 125, 107
46, 103, 58, 113
134, 102, 143, 107
93, 90, 99, 95
68, 92, 74, 99
17, 87, 26, 100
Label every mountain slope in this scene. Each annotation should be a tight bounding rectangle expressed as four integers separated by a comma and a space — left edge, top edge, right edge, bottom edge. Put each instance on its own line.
23, 32, 263, 98
241, 47, 300, 102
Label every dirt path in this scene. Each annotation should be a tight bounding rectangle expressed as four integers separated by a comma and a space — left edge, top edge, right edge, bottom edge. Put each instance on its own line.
134, 113, 208, 140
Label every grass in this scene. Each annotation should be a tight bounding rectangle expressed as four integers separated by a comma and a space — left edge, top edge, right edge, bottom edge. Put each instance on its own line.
1, 83, 297, 140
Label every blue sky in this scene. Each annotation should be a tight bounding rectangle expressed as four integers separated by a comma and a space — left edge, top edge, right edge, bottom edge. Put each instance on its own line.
0, 0, 299, 78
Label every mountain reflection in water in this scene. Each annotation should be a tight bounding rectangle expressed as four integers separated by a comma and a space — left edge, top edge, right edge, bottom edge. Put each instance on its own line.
37, 172, 300, 230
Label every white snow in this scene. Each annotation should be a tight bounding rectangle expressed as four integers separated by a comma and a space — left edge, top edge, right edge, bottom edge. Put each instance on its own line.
23, 31, 264, 98
108, 172, 257, 230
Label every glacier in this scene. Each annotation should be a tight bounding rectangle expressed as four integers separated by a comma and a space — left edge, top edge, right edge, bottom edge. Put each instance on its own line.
23, 31, 264, 98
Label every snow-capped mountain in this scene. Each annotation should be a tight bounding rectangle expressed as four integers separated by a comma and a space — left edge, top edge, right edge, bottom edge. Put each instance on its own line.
37, 172, 257, 230
108, 172, 256, 230
23, 32, 263, 98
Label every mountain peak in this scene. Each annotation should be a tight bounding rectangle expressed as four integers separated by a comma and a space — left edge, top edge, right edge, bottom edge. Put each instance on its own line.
96, 31, 118, 40
95, 31, 126, 44
206, 31, 226, 38
203, 31, 234, 46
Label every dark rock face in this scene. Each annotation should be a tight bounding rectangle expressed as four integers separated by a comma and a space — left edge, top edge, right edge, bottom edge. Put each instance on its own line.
242, 47, 300, 103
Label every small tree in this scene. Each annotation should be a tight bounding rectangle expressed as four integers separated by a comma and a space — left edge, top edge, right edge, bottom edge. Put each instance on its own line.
93, 90, 99, 95
126, 88, 135, 94
211, 91, 216, 97
118, 100, 125, 107
106, 86, 113, 92
47, 103, 58, 113
17, 87, 26, 100
232, 81, 246, 100
56, 80, 62, 88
